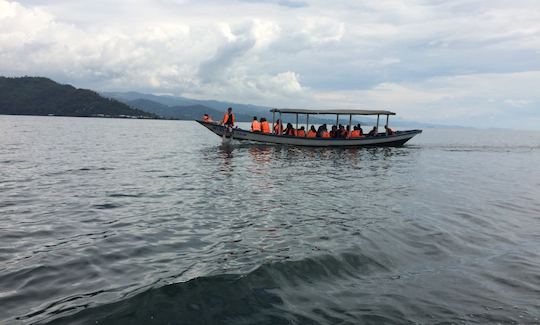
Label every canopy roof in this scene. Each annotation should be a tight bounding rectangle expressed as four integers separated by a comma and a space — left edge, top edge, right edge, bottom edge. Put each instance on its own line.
270, 108, 395, 115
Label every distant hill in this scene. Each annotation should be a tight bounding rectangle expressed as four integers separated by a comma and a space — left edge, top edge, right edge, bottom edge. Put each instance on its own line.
0, 77, 158, 118
103, 91, 437, 127
124, 98, 256, 122
103, 91, 272, 117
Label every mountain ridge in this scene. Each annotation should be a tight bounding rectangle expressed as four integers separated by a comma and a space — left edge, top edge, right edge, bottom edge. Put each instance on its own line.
0, 77, 158, 119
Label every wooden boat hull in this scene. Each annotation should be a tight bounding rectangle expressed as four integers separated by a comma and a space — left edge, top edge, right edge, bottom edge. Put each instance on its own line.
197, 121, 421, 147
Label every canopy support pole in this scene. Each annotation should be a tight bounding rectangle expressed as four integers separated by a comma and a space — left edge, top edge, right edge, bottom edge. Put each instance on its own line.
272, 110, 275, 134
348, 114, 352, 138
306, 114, 309, 137
295, 113, 298, 130
386, 114, 389, 127
376, 114, 380, 135
336, 114, 339, 126
279, 112, 282, 135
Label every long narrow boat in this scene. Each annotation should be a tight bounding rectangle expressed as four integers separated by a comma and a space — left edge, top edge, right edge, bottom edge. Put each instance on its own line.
197, 108, 422, 147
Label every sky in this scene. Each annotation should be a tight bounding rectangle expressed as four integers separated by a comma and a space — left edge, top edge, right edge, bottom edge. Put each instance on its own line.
1, 0, 539, 129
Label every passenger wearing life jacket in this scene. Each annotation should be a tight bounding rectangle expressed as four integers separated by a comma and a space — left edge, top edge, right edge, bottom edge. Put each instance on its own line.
251, 116, 261, 132
345, 125, 351, 138
260, 117, 270, 133
385, 125, 395, 135
329, 125, 338, 138
307, 125, 317, 138
337, 125, 346, 138
202, 114, 213, 123
350, 126, 361, 138
296, 126, 306, 137
283, 123, 296, 136
321, 124, 331, 138
274, 119, 283, 134
222, 107, 235, 127
357, 124, 364, 136
316, 124, 327, 137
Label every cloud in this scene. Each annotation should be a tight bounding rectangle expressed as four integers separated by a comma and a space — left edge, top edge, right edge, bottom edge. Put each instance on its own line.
239, 0, 308, 8
313, 70, 540, 128
1, 0, 540, 128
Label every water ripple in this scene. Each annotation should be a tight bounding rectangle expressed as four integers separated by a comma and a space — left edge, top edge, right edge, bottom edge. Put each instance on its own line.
0, 117, 539, 324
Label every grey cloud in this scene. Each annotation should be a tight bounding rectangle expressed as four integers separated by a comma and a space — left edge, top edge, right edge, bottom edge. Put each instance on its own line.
3, 0, 540, 127
238, 0, 308, 8
198, 36, 256, 83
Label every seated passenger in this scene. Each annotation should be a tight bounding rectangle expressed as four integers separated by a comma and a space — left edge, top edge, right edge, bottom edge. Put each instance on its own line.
260, 118, 270, 133
316, 124, 325, 137
367, 126, 378, 136
356, 124, 363, 136
307, 125, 317, 138
296, 126, 306, 137
350, 126, 361, 138
338, 125, 346, 138
202, 113, 213, 123
345, 125, 351, 138
384, 125, 394, 135
251, 116, 261, 132
274, 119, 283, 134
330, 125, 338, 138
283, 123, 296, 136
322, 130, 331, 138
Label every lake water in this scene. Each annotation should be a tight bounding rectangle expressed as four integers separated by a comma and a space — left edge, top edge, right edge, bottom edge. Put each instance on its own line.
1, 115, 539, 324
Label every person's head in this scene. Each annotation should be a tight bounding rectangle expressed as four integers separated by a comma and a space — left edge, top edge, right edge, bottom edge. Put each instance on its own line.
253, 116, 258, 121
300, 126, 305, 130
227, 107, 232, 112
354, 125, 358, 130
372, 126, 377, 130
261, 117, 266, 122
339, 125, 344, 130
346, 125, 350, 131
311, 125, 316, 131
203, 113, 208, 118
331, 125, 337, 131
384, 125, 389, 129
287, 123, 293, 128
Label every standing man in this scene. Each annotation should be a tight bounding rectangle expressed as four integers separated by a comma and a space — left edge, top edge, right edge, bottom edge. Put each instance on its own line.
221, 107, 235, 139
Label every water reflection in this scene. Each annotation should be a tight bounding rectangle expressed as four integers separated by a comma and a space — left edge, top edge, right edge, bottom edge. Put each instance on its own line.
248, 146, 273, 165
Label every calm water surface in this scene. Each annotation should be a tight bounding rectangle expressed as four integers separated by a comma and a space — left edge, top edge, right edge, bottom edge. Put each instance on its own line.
1, 116, 539, 324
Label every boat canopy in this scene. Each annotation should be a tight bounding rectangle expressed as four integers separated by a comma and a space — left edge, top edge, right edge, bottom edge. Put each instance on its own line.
270, 108, 395, 115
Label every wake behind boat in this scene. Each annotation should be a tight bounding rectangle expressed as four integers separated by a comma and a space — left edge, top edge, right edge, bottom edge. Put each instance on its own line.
197, 108, 422, 147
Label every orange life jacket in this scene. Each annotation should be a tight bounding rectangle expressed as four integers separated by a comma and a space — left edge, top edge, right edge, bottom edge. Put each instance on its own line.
296, 130, 306, 137
307, 130, 316, 138
261, 121, 270, 133
251, 120, 261, 132
322, 131, 330, 138
350, 130, 361, 138
223, 112, 235, 126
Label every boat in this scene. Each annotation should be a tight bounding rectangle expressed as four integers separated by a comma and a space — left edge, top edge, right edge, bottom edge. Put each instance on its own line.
197, 108, 422, 147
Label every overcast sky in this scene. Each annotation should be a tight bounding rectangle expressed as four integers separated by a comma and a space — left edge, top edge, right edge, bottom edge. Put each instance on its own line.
1, 0, 539, 128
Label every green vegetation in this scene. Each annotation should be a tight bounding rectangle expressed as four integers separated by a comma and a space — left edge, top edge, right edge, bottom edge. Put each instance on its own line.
0, 77, 158, 118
